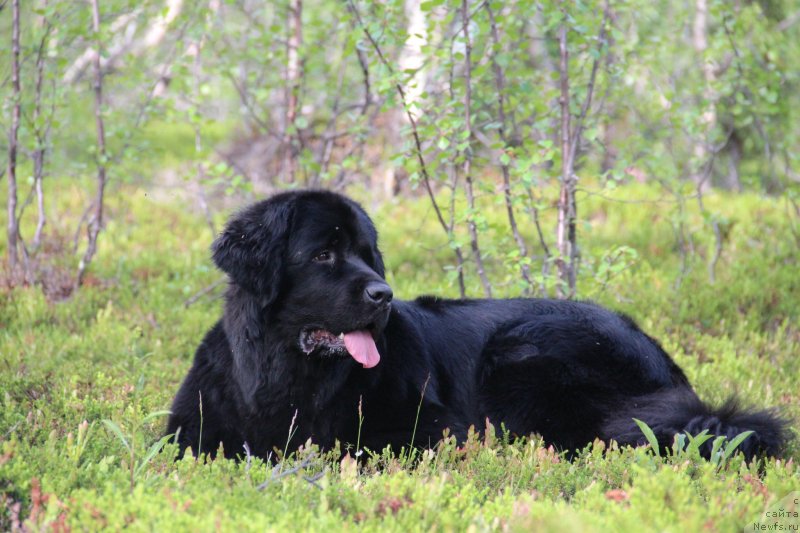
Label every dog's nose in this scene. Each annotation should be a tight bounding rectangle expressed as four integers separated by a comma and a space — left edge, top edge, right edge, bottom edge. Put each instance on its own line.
364, 281, 393, 305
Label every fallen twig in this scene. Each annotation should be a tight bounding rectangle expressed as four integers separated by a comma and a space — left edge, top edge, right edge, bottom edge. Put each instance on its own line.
183, 277, 227, 308
256, 452, 322, 491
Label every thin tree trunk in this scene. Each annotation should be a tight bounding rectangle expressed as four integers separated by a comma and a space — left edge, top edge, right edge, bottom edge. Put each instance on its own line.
6, 0, 22, 270
555, 6, 573, 298
692, 0, 715, 191
32, 3, 52, 250
528, 190, 552, 295
399, 0, 426, 120
446, 167, 466, 298
348, 0, 467, 298
445, 33, 465, 298
486, 3, 533, 294
726, 133, 742, 192
554, 1, 608, 298
191, 39, 216, 237
462, 0, 491, 298
76, 0, 108, 289
381, 0, 427, 196
284, 0, 302, 183
600, 5, 618, 174
32, 154, 46, 249
567, 2, 608, 175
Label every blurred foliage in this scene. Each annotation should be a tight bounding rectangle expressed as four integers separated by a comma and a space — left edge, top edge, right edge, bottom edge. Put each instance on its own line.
2, 0, 798, 295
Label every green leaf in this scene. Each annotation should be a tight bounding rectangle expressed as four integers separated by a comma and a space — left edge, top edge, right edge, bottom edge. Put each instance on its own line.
102, 420, 131, 453
135, 434, 175, 477
420, 0, 444, 12
632, 418, 659, 454
709, 435, 727, 465
685, 430, 713, 456
142, 410, 172, 424
672, 432, 687, 456
718, 431, 755, 464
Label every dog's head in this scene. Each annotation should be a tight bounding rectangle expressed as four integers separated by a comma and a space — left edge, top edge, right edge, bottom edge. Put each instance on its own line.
212, 191, 392, 393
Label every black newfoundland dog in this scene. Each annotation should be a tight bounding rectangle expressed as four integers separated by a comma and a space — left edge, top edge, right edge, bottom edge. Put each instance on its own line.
168, 190, 787, 461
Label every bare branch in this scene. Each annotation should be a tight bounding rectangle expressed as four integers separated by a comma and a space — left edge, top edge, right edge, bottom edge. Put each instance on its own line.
75, 0, 109, 290
63, 0, 184, 84
720, 16, 773, 185
786, 195, 800, 247
555, 3, 573, 298
62, 10, 139, 84
527, 189, 552, 294
445, 53, 466, 298
554, 0, 609, 298
256, 452, 321, 491
486, 3, 533, 294
348, 0, 468, 297
283, 0, 303, 183
183, 277, 226, 308
138, 0, 184, 51
314, 37, 348, 186
6, 0, 21, 270
461, 0, 491, 298
32, 5, 54, 251
225, 70, 272, 132
707, 217, 723, 283
566, 0, 609, 174
691, 0, 717, 192
72, 204, 93, 254
189, 34, 217, 237
446, 165, 466, 297
355, 45, 372, 114
777, 10, 800, 31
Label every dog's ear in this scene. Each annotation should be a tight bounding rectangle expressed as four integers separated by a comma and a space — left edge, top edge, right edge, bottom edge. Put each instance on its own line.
215, 195, 296, 409
212, 197, 295, 306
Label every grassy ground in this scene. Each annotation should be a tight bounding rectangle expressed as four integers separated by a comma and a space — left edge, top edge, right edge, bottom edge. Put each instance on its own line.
1, 181, 798, 531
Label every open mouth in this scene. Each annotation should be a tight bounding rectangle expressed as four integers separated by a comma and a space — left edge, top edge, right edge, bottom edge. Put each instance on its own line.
300, 326, 381, 368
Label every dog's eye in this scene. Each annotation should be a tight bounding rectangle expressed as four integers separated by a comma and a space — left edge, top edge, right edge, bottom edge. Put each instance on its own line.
313, 250, 333, 263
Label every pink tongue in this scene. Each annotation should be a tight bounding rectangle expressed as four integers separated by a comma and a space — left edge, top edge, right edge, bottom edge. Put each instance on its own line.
343, 330, 380, 368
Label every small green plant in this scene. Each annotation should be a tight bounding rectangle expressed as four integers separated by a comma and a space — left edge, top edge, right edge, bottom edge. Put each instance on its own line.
102, 410, 173, 491
634, 418, 756, 468
65, 420, 95, 467
404, 374, 432, 465
198, 391, 203, 456
280, 409, 300, 464
355, 395, 364, 459
633, 418, 661, 455
710, 431, 755, 467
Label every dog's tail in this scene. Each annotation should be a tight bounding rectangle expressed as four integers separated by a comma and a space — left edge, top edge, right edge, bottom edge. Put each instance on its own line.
601, 387, 790, 460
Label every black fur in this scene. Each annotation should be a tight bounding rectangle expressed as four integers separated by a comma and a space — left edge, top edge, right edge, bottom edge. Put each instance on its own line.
167, 190, 789, 460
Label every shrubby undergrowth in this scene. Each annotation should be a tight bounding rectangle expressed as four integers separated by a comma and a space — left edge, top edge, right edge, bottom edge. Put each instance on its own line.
1, 184, 798, 531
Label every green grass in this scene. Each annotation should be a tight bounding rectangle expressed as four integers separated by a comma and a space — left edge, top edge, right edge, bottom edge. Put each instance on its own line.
1, 182, 798, 531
